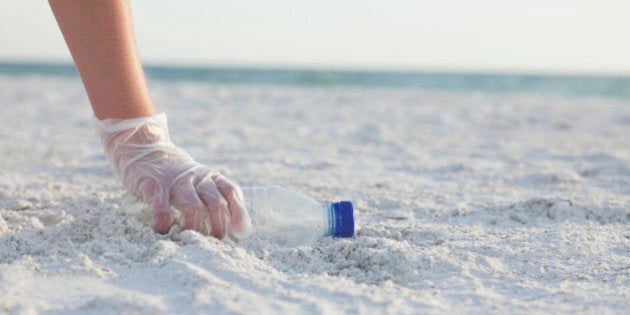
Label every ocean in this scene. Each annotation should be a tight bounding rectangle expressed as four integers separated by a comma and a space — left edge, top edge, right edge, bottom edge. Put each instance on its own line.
1, 61, 629, 98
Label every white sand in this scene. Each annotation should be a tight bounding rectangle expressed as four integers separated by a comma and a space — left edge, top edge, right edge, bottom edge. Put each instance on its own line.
0, 75, 629, 314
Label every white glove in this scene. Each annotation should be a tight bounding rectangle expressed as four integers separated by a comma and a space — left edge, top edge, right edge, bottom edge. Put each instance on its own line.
95, 113, 252, 240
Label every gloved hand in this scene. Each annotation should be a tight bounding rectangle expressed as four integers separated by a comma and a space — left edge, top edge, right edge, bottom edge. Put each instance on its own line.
95, 113, 252, 240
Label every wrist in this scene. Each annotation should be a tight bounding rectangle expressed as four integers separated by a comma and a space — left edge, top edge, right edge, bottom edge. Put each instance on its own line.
94, 112, 168, 133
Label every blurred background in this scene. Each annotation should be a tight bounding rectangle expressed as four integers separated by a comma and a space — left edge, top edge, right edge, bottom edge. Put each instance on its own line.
1, 0, 629, 97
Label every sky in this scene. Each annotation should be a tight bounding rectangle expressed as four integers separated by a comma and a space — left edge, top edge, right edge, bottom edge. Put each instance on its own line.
1, 0, 629, 75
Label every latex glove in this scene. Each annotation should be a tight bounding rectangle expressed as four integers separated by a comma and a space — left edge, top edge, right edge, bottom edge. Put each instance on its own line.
95, 113, 252, 240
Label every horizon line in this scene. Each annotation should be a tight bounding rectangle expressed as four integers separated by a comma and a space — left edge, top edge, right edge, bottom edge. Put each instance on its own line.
1, 58, 630, 79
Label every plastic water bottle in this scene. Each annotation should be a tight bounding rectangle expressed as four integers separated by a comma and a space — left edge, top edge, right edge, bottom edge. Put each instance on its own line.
240, 186, 354, 246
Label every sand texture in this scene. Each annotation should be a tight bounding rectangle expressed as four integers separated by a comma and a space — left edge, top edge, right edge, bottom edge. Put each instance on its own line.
1, 76, 629, 314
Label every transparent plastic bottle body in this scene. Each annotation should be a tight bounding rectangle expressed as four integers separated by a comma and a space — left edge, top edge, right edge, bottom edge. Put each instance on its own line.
241, 186, 353, 246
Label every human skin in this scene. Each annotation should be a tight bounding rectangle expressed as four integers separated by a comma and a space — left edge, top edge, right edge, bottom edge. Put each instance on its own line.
48, 0, 154, 119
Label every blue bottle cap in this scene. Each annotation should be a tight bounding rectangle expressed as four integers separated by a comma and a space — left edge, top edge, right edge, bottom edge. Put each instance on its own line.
331, 201, 354, 238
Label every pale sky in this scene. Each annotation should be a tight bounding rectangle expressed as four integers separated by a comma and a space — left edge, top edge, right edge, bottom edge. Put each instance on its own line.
1, 0, 629, 74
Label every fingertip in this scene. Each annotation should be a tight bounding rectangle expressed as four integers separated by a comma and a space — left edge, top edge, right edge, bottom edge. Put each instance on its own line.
227, 194, 253, 240
230, 217, 253, 240
152, 216, 171, 234
151, 200, 173, 234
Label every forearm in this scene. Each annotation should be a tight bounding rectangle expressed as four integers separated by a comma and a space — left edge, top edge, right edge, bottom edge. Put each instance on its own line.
49, 0, 154, 119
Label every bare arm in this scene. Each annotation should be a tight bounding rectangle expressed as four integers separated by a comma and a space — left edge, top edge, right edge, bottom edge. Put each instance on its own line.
48, 0, 154, 119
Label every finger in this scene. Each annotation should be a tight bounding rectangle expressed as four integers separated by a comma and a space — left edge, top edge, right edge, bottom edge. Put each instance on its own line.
150, 195, 173, 234
196, 179, 230, 240
171, 179, 204, 232
138, 179, 173, 234
213, 175, 253, 239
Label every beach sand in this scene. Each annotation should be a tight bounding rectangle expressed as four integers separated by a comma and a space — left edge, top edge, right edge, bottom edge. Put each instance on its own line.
1, 75, 629, 314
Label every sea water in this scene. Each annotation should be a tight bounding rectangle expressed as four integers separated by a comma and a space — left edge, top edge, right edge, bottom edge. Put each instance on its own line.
1, 61, 629, 98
